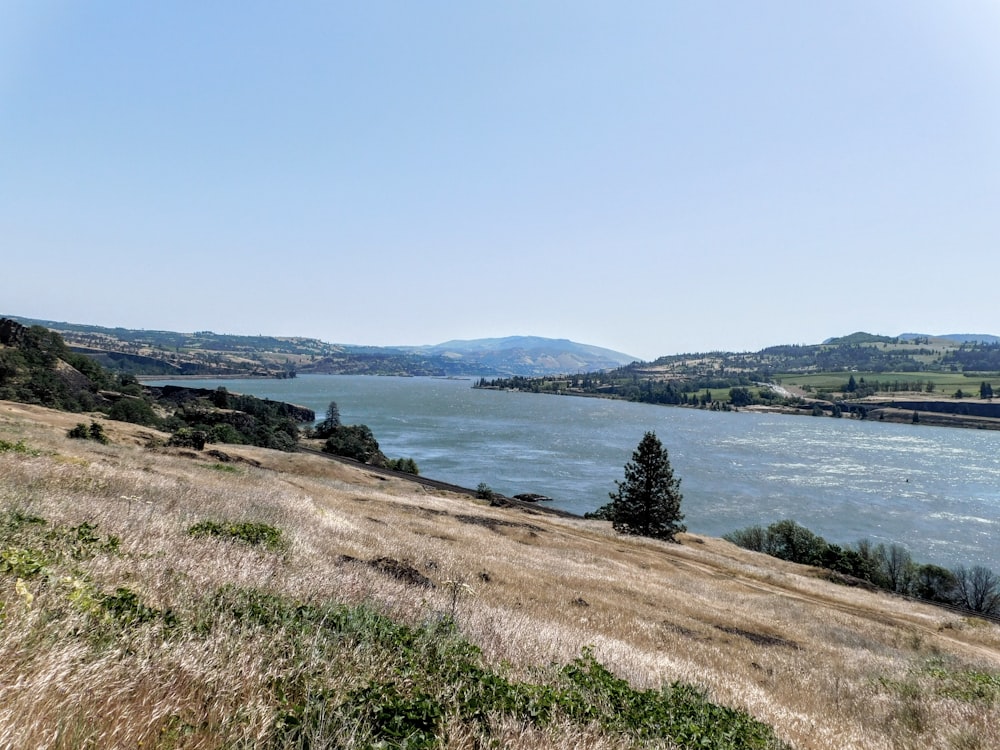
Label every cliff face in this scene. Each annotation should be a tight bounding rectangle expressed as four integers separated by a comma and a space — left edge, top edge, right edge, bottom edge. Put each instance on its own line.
145, 385, 316, 423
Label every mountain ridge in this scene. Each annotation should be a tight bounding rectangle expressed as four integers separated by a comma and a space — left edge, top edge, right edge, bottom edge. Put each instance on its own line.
5, 315, 999, 378
1, 315, 637, 378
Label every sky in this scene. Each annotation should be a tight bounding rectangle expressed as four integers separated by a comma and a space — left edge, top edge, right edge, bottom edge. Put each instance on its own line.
2, 2, 999, 362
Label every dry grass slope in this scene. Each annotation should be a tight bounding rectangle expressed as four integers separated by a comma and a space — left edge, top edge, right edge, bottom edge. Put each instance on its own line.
1, 400, 999, 749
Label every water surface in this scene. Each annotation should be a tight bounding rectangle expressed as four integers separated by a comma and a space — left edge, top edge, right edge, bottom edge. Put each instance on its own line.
148, 375, 1000, 570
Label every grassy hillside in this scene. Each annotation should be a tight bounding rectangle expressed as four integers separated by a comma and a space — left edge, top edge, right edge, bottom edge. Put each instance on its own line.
3, 316, 635, 378
2, 401, 998, 749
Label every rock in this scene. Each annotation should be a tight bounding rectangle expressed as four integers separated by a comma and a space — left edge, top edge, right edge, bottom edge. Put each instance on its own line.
513, 493, 553, 503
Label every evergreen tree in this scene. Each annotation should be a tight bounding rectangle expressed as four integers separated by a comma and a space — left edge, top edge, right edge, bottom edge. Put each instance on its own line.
600, 431, 686, 542
313, 400, 342, 438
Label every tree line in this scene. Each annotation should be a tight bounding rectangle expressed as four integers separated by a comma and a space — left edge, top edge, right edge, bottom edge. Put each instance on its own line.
725, 519, 1000, 617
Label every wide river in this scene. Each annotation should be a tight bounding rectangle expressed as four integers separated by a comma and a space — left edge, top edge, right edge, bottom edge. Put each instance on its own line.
148, 374, 1000, 571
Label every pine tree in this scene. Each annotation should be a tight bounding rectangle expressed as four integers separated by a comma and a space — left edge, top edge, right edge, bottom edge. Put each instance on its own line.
602, 431, 686, 542
313, 400, 342, 438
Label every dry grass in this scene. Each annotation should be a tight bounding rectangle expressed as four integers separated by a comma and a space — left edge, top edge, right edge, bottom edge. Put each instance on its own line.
2, 400, 999, 749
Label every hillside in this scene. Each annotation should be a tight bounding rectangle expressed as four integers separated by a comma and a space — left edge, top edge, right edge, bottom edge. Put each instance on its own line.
2, 401, 998, 749
478, 331, 1000, 428
0, 317, 314, 452
8, 315, 1000, 381
3, 316, 636, 378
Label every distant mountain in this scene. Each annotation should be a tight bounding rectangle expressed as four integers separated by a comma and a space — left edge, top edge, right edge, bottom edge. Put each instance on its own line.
407, 336, 638, 375
822, 332, 898, 345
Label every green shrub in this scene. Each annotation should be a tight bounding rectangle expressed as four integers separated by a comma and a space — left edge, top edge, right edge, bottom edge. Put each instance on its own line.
386, 457, 419, 475
98, 586, 163, 626
168, 427, 207, 450
207, 423, 245, 444
67, 421, 109, 444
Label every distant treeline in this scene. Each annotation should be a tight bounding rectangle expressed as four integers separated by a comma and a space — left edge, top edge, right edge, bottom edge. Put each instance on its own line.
725, 519, 1000, 618
476, 374, 768, 406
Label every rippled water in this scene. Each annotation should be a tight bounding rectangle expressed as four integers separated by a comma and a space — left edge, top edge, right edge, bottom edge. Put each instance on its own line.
148, 375, 1000, 570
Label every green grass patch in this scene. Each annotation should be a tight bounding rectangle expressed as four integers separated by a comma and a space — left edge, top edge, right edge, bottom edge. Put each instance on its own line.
779, 370, 1000, 395
0, 438, 39, 456
922, 661, 1000, 703
187, 520, 285, 551
202, 586, 790, 749
0, 510, 120, 581
205, 462, 239, 473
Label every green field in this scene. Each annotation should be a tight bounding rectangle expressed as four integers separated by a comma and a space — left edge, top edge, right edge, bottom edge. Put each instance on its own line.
776, 371, 1000, 394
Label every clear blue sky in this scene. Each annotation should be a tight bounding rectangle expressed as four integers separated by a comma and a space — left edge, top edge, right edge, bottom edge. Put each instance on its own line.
2, 2, 998, 361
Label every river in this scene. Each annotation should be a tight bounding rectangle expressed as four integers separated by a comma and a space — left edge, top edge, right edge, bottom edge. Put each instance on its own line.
146, 374, 1000, 571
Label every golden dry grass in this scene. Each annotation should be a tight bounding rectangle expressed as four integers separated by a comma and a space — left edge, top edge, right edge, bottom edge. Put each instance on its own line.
2, 400, 999, 749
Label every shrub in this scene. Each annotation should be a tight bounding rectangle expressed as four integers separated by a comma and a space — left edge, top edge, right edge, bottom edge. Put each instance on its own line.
168, 427, 207, 450
208, 423, 245, 445
67, 421, 109, 444
386, 457, 419, 475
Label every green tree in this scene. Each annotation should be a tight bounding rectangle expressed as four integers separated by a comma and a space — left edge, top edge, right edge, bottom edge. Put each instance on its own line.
313, 400, 342, 439
729, 387, 752, 407
980, 381, 994, 399
761, 519, 828, 565
108, 396, 158, 426
598, 431, 685, 542
212, 387, 231, 408
322, 424, 380, 463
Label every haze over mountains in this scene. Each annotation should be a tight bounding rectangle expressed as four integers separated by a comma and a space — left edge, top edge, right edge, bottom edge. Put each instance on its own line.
405, 336, 639, 373
2, 316, 637, 377
5, 315, 1000, 379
